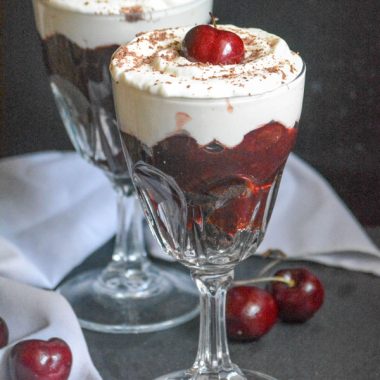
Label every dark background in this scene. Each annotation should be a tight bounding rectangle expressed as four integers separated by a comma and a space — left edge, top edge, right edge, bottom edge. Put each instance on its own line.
1, 0, 379, 225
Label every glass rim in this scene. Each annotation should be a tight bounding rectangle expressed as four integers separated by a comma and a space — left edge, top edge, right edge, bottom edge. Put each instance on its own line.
37, 0, 212, 19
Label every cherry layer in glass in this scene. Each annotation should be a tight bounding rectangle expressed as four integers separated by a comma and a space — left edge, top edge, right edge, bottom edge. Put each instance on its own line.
111, 25, 305, 379
32, 0, 213, 333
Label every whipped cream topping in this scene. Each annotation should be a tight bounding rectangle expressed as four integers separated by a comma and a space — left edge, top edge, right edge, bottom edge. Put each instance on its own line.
112, 24, 305, 148
40, 0, 196, 15
33, 0, 212, 49
111, 25, 304, 98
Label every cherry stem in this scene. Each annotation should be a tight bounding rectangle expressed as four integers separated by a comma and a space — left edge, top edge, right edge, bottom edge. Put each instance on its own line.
257, 249, 288, 277
209, 12, 219, 28
233, 276, 296, 288
257, 259, 282, 277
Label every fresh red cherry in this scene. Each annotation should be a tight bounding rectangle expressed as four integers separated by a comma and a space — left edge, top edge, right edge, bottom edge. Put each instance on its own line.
268, 268, 324, 323
226, 286, 278, 341
182, 24, 244, 65
9, 338, 72, 380
0, 317, 9, 348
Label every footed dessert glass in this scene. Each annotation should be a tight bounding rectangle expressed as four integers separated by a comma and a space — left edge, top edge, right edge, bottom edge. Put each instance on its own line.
32, 0, 213, 333
113, 57, 305, 378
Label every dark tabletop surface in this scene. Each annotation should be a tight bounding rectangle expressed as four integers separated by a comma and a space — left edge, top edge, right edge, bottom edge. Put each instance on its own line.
68, 240, 380, 380
2, 1, 380, 379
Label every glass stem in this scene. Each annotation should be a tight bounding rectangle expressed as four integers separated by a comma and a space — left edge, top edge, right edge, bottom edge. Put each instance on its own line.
191, 270, 243, 378
112, 187, 147, 271
98, 187, 152, 293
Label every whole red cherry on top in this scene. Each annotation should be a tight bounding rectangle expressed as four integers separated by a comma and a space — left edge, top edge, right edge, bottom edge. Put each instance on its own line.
226, 286, 278, 341
268, 268, 324, 323
9, 338, 72, 380
0, 317, 9, 348
182, 17, 244, 65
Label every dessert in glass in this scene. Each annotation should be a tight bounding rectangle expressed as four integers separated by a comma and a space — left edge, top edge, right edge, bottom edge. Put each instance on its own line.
32, 0, 213, 333
111, 24, 305, 379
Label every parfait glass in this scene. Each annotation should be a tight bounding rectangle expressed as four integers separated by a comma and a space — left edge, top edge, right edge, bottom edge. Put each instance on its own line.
114, 58, 305, 377
32, 0, 213, 333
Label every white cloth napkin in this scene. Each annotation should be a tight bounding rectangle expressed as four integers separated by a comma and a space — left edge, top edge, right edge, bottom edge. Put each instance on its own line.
0, 151, 116, 289
261, 154, 380, 271
0, 276, 101, 380
1, 151, 379, 285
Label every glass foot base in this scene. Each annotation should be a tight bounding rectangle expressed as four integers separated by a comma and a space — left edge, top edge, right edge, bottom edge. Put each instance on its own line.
57, 264, 199, 333
156, 369, 277, 380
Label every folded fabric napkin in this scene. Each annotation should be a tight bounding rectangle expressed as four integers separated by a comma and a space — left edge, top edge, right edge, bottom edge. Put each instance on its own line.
0, 150, 379, 291
260, 155, 380, 273
0, 151, 117, 289
0, 276, 102, 380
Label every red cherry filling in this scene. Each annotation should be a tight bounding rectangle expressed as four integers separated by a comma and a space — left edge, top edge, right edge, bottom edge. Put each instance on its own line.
147, 122, 297, 238
9, 338, 73, 380
182, 24, 245, 65
226, 286, 278, 341
268, 268, 325, 323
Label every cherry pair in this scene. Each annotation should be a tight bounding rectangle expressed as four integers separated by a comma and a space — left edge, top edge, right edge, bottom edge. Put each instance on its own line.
227, 268, 324, 340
